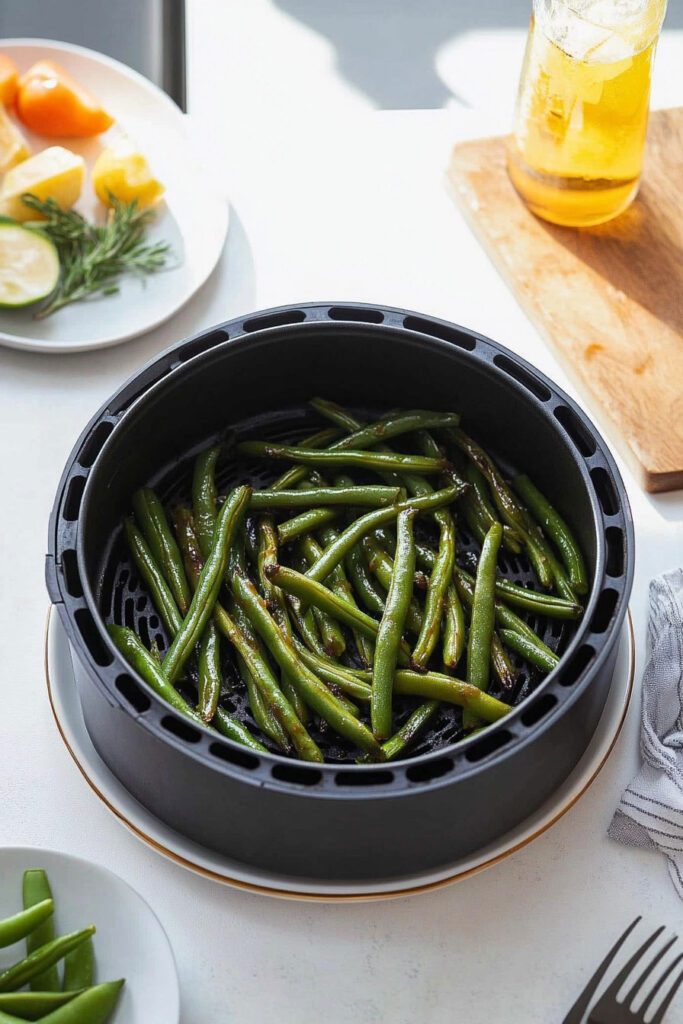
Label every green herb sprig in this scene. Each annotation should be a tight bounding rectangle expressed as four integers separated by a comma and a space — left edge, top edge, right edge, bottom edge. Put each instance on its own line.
21, 192, 170, 319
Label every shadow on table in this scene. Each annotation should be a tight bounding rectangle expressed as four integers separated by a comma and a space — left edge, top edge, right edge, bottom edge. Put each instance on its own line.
272, 0, 683, 110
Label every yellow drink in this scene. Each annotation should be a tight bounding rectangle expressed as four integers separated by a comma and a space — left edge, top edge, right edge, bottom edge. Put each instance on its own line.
509, 1, 667, 226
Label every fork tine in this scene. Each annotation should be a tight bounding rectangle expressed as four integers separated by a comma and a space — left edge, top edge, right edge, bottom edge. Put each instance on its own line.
624, 935, 678, 1007
640, 954, 683, 1022
561, 917, 642, 1024
602, 925, 666, 998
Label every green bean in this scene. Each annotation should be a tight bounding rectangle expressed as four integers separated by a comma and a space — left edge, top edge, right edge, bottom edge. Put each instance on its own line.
192, 446, 220, 558
231, 569, 384, 759
292, 641, 373, 701
372, 508, 416, 740
473, 572, 582, 619
271, 426, 342, 490
377, 701, 440, 761
0, 900, 53, 949
305, 484, 465, 584
490, 633, 517, 691
319, 519, 374, 667
124, 518, 183, 638
499, 629, 560, 673
240, 652, 292, 752
278, 507, 340, 545
237, 441, 445, 475
298, 536, 346, 657
286, 594, 327, 658
22, 871, 58, 992
0, 992, 80, 1019
197, 624, 222, 723
467, 522, 503, 693
108, 625, 201, 721
163, 486, 250, 683
33, 980, 124, 1024
513, 474, 588, 594
174, 509, 310, 756
266, 563, 411, 665
460, 490, 488, 545
444, 429, 553, 587
0, 927, 95, 993
464, 463, 523, 554
344, 542, 386, 617
362, 534, 422, 634
309, 400, 461, 450
442, 584, 466, 669
412, 515, 455, 669
212, 706, 269, 751
63, 935, 94, 991
392, 671, 511, 721
132, 487, 192, 614
256, 517, 291, 637
249, 485, 402, 510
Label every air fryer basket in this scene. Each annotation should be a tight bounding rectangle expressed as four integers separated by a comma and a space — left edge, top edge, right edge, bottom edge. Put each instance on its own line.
47, 303, 633, 882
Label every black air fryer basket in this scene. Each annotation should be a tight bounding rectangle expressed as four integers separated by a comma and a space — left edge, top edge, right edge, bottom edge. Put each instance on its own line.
46, 303, 633, 883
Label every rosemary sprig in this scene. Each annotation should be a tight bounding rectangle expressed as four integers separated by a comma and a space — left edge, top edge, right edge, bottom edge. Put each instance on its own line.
21, 193, 170, 319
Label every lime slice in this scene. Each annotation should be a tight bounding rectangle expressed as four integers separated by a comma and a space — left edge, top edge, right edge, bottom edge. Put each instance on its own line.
0, 221, 60, 308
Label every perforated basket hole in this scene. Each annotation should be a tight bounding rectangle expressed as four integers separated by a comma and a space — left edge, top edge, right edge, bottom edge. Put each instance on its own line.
328, 306, 384, 324
521, 692, 557, 727
209, 741, 260, 770
78, 421, 114, 468
591, 467, 619, 516
560, 644, 595, 687
75, 608, 113, 666
465, 729, 513, 763
271, 764, 323, 787
243, 310, 306, 332
590, 589, 618, 634
177, 329, 229, 364
115, 673, 151, 714
161, 715, 202, 744
403, 315, 476, 351
62, 475, 86, 521
605, 526, 625, 578
554, 405, 597, 457
406, 757, 454, 783
493, 354, 551, 402
61, 549, 82, 598
335, 769, 394, 787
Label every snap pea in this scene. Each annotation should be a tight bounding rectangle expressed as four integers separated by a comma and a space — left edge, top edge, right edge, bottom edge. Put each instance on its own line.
277, 507, 340, 545
298, 536, 346, 657
37, 980, 123, 1024
197, 624, 222, 723
231, 569, 384, 759
304, 484, 465, 584
467, 522, 504, 694
499, 629, 560, 673
163, 486, 251, 683
372, 509, 417, 741
192, 446, 221, 558
249, 485, 402, 510
22, 871, 58, 992
266, 563, 411, 664
124, 518, 183, 638
0, 992, 79, 1019
513, 474, 588, 594
63, 936, 94, 991
132, 488, 192, 614
0, 900, 53, 950
237, 441, 445, 476
108, 625, 201, 721
0, 927, 95, 993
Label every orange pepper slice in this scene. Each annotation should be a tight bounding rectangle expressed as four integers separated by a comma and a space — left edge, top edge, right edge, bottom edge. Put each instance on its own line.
16, 60, 114, 138
0, 54, 19, 107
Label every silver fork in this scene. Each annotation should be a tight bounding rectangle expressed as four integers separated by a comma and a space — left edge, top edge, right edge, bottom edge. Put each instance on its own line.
587, 923, 683, 1023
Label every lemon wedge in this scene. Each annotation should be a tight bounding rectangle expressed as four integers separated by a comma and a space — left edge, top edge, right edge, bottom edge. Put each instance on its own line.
0, 221, 60, 307
92, 143, 164, 208
0, 146, 84, 221
0, 105, 30, 174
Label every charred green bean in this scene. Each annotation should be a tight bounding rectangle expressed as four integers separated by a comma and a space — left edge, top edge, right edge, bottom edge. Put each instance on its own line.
132, 487, 192, 614
237, 441, 446, 476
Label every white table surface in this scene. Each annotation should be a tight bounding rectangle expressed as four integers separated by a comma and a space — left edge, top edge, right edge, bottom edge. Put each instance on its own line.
1, 7, 683, 1023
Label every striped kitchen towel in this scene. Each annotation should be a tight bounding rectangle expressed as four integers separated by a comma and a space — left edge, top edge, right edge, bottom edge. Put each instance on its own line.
609, 568, 683, 898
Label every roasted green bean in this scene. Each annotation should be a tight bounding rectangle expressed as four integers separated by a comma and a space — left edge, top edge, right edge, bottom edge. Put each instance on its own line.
132, 487, 192, 614
513, 474, 588, 594
192, 445, 220, 558
467, 522, 503, 693
499, 629, 560, 673
197, 624, 222, 723
298, 536, 346, 657
237, 441, 445, 476
124, 518, 183, 638
249, 484, 402, 509
277, 507, 340, 545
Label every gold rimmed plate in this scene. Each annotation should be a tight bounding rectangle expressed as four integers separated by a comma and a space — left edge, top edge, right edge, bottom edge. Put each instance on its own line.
45, 607, 634, 902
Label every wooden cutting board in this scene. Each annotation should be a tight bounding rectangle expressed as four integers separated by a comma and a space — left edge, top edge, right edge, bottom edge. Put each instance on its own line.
447, 108, 683, 493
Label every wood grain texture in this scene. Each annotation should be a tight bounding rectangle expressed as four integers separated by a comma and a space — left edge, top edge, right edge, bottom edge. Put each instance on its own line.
448, 108, 683, 493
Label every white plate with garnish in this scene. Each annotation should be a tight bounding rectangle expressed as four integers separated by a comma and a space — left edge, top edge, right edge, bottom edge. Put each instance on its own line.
0, 39, 228, 353
0, 847, 179, 1022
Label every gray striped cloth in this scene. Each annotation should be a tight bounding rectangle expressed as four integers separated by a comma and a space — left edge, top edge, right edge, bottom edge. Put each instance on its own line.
609, 569, 683, 898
